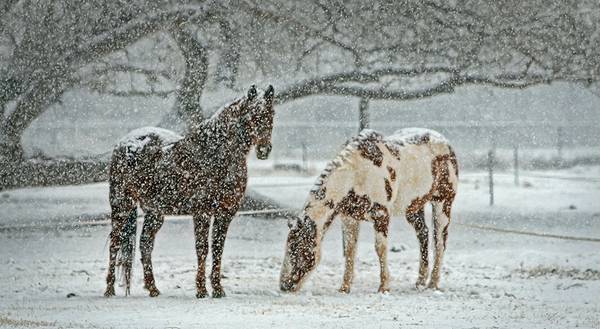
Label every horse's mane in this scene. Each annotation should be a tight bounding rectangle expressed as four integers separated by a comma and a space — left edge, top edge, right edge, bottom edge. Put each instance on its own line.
309, 129, 383, 198
200, 97, 246, 133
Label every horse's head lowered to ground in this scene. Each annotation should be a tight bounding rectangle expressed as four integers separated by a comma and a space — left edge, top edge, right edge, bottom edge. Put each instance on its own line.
239, 84, 275, 160
280, 214, 319, 292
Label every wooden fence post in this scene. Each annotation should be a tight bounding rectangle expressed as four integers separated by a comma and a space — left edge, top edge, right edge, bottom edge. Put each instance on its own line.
513, 144, 519, 186
359, 98, 369, 132
488, 150, 494, 206
301, 142, 308, 173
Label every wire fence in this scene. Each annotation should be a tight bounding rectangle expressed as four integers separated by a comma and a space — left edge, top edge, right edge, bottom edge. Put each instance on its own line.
2, 206, 599, 243
26, 121, 599, 164
12, 121, 599, 241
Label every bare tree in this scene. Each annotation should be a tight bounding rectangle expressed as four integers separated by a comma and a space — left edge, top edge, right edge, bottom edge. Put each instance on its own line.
0, 1, 214, 162
1, 0, 599, 189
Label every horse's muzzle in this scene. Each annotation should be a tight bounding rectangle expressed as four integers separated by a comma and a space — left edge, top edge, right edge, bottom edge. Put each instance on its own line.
279, 280, 297, 293
256, 143, 272, 160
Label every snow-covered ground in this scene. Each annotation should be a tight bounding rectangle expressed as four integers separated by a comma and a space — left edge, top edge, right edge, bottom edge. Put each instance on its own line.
1, 166, 599, 328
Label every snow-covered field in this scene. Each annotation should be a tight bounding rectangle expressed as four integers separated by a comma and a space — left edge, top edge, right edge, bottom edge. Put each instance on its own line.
1, 166, 599, 328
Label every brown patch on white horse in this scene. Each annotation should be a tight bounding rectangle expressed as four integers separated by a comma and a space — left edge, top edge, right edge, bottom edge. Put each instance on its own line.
384, 142, 402, 161
370, 203, 390, 237
384, 178, 393, 201
324, 200, 335, 209
356, 134, 384, 167
281, 128, 458, 294
336, 189, 372, 219
387, 166, 396, 181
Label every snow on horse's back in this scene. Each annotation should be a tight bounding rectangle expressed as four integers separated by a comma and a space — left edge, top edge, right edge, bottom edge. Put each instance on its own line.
117, 127, 182, 152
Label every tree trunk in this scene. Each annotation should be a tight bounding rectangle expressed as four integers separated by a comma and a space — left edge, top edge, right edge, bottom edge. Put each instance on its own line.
0, 67, 69, 157
0, 67, 70, 190
0, 77, 25, 159
171, 26, 209, 131
214, 20, 240, 89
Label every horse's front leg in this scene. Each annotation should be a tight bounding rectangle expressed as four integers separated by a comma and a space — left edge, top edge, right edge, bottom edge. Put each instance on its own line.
210, 210, 235, 298
193, 212, 211, 298
370, 203, 391, 293
140, 210, 164, 297
340, 216, 359, 294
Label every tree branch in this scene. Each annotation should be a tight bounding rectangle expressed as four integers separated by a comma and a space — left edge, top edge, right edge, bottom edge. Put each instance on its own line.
83, 88, 175, 98
276, 67, 588, 104
240, 1, 363, 67
64, 5, 213, 69
277, 66, 460, 102
85, 64, 174, 82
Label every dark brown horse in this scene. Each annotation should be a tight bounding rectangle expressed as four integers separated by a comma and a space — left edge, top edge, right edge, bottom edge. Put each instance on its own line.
104, 85, 275, 298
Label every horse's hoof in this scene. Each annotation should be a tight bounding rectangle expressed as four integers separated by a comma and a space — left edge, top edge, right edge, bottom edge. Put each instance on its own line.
377, 287, 390, 294
427, 281, 439, 290
415, 280, 427, 291
196, 290, 209, 299
338, 286, 351, 294
212, 289, 226, 298
149, 288, 161, 297
104, 287, 115, 297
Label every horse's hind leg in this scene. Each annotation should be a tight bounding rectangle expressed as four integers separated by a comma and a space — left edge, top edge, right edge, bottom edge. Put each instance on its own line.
105, 202, 135, 297
406, 208, 429, 289
210, 210, 235, 298
140, 210, 164, 297
339, 216, 359, 294
121, 208, 138, 296
429, 201, 451, 289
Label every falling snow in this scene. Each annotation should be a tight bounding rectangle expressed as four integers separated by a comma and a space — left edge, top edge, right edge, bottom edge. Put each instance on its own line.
1, 1, 600, 328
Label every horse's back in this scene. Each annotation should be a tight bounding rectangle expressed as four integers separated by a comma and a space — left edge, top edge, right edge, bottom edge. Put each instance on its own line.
109, 127, 183, 203
388, 127, 449, 147
382, 128, 457, 215
117, 127, 183, 151
112, 127, 182, 161
386, 127, 453, 159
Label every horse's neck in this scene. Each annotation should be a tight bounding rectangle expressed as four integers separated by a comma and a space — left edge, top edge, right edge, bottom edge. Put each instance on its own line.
304, 200, 334, 240
176, 108, 252, 167
213, 101, 254, 157
304, 163, 354, 240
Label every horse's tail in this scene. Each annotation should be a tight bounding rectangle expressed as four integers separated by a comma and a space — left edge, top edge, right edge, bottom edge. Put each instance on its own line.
117, 208, 138, 295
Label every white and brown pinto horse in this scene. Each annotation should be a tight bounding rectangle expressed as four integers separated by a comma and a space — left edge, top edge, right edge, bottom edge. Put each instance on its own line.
280, 128, 458, 293
105, 85, 275, 298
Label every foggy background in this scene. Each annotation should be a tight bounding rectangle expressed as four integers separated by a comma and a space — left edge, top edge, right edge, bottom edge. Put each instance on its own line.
22, 82, 600, 165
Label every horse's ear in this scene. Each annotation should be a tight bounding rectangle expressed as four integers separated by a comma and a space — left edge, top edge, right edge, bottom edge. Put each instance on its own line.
265, 85, 274, 101
247, 85, 257, 100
